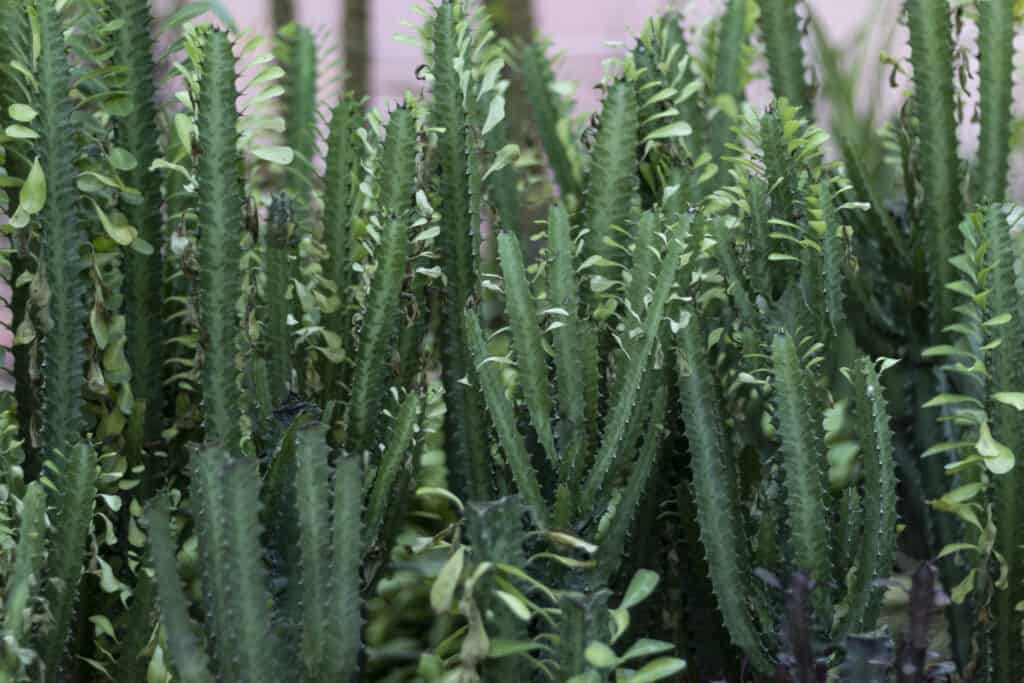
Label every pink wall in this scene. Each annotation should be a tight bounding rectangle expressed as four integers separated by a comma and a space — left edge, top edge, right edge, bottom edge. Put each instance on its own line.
153, 0, 902, 112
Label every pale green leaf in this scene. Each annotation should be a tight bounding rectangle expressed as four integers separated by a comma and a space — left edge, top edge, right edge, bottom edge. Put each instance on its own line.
977, 422, 1015, 475
92, 201, 138, 245
482, 94, 505, 136
625, 657, 687, 682
584, 642, 619, 669
993, 393, 1024, 411
430, 547, 465, 614
5, 124, 38, 139
620, 569, 659, 611
18, 158, 46, 215
252, 146, 294, 165
642, 121, 692, 143
8, 104, 37, 122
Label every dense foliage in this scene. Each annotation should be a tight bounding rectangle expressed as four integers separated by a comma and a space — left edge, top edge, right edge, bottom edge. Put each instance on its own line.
0, 0, 1022, 681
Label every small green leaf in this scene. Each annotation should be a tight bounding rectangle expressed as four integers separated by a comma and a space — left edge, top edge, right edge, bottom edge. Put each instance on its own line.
620, 569, 659, 610
977, 421, 1015, 474
482, 94, 505, 136
993, 392, 1024, 410
952, 569, 976, 604
922, 393, 983, 409
92, 202, 138, 245
489, 639, 545, 658
109, 147, 138, 171
130, 237, 155, 256
625, 657, 687, 682
642, 120, 692, 142
620, 639, 674, 663
430, 547, 465, 614
483, 144, 520, 180
173, 113, 193, 151
14, 319, 35, 345
89, 615, 117, 641
493, 590, 532, 621
90, 307, 110, 349
983, 313, 1012, 327
940, 482, 985, 504
584, 641, 619, 669
5, 124, 38, 139
18, 158, 46, 215
252, 146, 294, 165
103, 95, 135, 117
922, 441, 972, 458
937, 542, 978, 559
922, 343, 976, 359
8, 104, 37, 122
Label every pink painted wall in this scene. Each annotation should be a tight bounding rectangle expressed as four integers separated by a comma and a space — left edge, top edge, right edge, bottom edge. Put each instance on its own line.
153, 0, 902, 112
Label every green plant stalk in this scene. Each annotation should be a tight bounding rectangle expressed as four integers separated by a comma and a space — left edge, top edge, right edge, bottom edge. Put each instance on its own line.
839, 357, 898, 637
818, 181, 847, 333
581, 80, 638, 276
758, 0, 810, 113
624, 211, 659, 328
635, 13, 702, 152
709, 0, 747, 186
906, 0, 961, 330
712, 219, 758, 326
464, 312, 548, 523
261, 412, 312, 643
678, 308, 769, 672
147, 496, 214, 683
112, 0, 164, 446
976, 0, 1014, 203
39, 442, 98, 677
546, 204, 589, 485
293, 423, 332, 678
985, 204, 1024, 682
375, 105, 419, 392
377, 106, 417, 217
578, 214, 689, 510
520, 42, 581, 200
759, 106, 798, 223
484, 112, 521, 236
279, 24, 318, 222
556, 592, 611, 678
594, 386, 667, 581
431, 1, 491, 501
196, 30, 245, 448
273, 23, 315, 396
347, 213, 409, 453
111, 569, 157, 683
262, 195, 294, 402
365, 391, 420, 550
771, 332, 832, 612
0, 482, 46, 682
272, 0, 294, 31
328, 452, 363, 682
464, 497, 529, 681
396, 274, 428, 390
320, 98, 362, 404
497, 230, 557, 466
221, 458, 282, 683
34, 0, 88, 456
190, 446, 233, 678
0, 0, 35, 461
